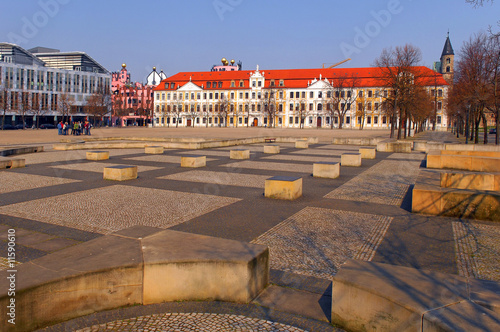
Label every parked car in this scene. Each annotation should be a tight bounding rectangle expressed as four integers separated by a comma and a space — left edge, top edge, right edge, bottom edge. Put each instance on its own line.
1, 124, 17, 130
14, 124, 26, 129
39, 123, 56, 129
489, 128, 497, 135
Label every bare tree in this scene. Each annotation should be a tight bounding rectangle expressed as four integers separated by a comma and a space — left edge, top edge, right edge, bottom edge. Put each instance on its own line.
261, 88, 279, 128
486, 32, 500, 144
0, 84, 9, 130
374, 44, 423, 139
31, 92, 49, 129
325, 74, 360, 129
216, 95, 229, 127
58, 92, 74, 124
356, 93, 368, 130
87, 84, 111, 127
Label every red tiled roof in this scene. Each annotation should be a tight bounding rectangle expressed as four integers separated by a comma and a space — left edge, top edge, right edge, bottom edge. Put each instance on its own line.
153, 66, 448, 91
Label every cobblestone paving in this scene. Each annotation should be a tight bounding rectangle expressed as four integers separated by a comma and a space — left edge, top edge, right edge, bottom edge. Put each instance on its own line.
74, 312, 307, 332
0, 172, 80, 194
49, 162, 161, 173
261, 154, 341, 163
386, 153, 426, 160
160, 170, 268, 188
453, 221, 500, 281
222, 161, 313, 174
252, 207, 392, 279
324, 159, 421, 205
21, 149, 144, 164
0, 257, 20, 271
0, 185, 241, 234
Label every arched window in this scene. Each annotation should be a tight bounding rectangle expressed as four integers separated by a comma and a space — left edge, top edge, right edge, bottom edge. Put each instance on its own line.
446, 66, 451, 73
317, 103, 323, 111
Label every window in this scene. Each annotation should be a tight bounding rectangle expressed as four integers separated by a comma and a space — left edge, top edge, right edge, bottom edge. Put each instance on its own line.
218, 82, 222, 88
438, 89, 443, 97
170, 83, 175, 89
207, 82, 211, 88
258, 92, 261, 99
438, 101, 442, 110
270, 80, 275, 87
215, 92, 219, 99
289, 103, 293, 110
309, 103, 313, 111
358, 90, 363, 98
368, 90, 373, 98
310, 91, 314, 98
374, 116, 378, 124
295, 116, 299, 124
230, 92, 234, 99
245, 92, 249, 99
357, 116, 361, 124
239, 92, 243, 99
347, 91, 351, 98
290, 92, 294, 98
279, 80, 284, 86
346, 116, 350, 124
252, 81, 256, 87
239, 80, 244, 87
258, 81, 262, 87
301, 92, 305, 98
446, 66, 450, 73
382, 116, 387, 124
252, 92, 256, 99
367, 103, 372, 111
197, 93, 201, 100
334, 117, 338, 124
437, 116, 442, 124
185, 93, 189, 100
209, 93, 213, 99
279, 91, 283, 99
191, 93, 195, 99
318, 91, 322, 98
375, 91, 380, 98
164, 83, 168, 89
318, 103, 323, 111
367, 116, 371, 124
309, 117, 313, 124
230, 81, 235, 87
446, 58, 451, 64
374, 103, 379, 111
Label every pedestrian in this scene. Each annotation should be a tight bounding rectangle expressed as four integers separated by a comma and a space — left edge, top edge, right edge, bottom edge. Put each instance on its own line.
57, 121, 63, 135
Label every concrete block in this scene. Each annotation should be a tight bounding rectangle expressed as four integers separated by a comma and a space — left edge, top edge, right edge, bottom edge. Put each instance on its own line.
142, 230, 269, 304
295, 140, 308, 149
440, 171, 497, 191
265, 176, 302, 200
426, 151, 442, 169
181, 155, 206, 168
313, 162, 340, 179
9, 158, 25, 168
145, 146, 164, 154
331, 260, 500, 332
103, 165, 138, 181
377, 140, 412, 153
230, 149, 250, 159
263, 145, 280, 154
359, 147, 376, 159
413, 141, 428, 152
0, 158, 25, 169
341, 153, 362, 167
86, 150, 109, 161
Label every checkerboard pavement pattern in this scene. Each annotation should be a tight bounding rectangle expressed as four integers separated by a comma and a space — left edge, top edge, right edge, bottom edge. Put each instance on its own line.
1, 138, 497, 330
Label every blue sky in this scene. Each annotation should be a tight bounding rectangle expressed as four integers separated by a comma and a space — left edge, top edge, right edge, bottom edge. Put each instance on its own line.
1, 0, 498, 83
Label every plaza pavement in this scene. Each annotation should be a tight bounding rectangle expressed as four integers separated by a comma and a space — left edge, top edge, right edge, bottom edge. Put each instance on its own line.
0, 127, 498, 331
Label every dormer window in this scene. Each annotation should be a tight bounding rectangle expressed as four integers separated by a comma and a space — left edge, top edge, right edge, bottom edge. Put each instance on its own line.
164, 83, 168, 89
207, 82, 211, 88
218, 82, 222, 88
170, 83, 175, 89
270, 80, 275, 87
239, 80, 244, 87
279, 80, 284, 86
230, 80, 235, 87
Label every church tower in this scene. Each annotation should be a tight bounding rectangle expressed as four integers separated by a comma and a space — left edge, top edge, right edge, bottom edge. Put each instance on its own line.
440, 32, 454, 84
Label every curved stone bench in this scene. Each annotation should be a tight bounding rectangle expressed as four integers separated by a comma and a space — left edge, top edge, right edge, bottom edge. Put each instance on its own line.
0, 226, 269, 331
331, 260, 500, 332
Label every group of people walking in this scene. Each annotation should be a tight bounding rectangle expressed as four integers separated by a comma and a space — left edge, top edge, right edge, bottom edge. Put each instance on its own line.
57, 121, 92, 136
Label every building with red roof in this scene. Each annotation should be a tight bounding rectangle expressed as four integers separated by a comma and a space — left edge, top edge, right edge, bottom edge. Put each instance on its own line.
153, 64, 449, 129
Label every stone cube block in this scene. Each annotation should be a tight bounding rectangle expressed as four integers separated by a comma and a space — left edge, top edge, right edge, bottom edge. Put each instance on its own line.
103, 165, 138, 181
265, 176, 302, 200
341, 153, 362, 167
181, 155, 206, 168
313, 162, 340, 179
145, 146, 164, 154
230, 149, 250, 159
86, 151, 109, 161
263, 145, 280, 154
359, 147, 376, 159
295, 140, 308, 149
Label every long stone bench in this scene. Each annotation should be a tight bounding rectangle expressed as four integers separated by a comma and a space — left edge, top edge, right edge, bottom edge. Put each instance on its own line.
412, 170, 500, 221
331, 260, 500, 332
441, 170, 500, 191
376, 140, 412, 153
0, 145, 43, 157
0, 158, 25, 169
0, 226, 269, 331
427, 150, 500, 172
